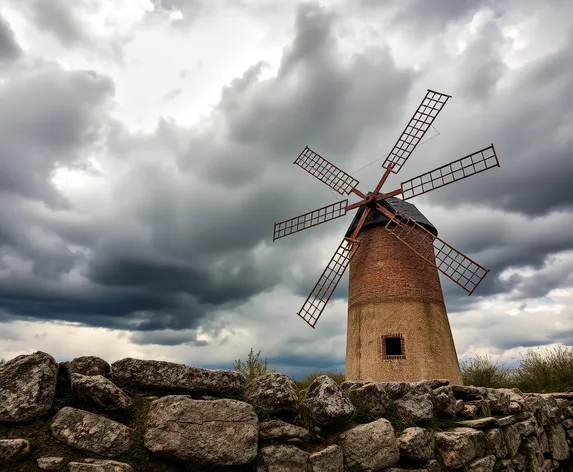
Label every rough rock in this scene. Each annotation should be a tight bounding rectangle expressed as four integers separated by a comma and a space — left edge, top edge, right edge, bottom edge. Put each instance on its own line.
111, 357, 245, 394
494, 459, 514, 472
0, 439, 31, 464
71, 373, 132, 410
503, 424, 521, 458
456, 417, 496, 429
395, 393, 434, 422
460, 400, 491, 418
434, 428, 486, 469
397, 427, 434, 460
256, 445, 310, 472
68, 459, 133, 471
305, 375, 354, 427
37, 456, 64, 470
452, 385, 486, 401
493, 415, 516, 427
260, 420, 309, 441
547, 423, 569, 460
309, 445, 343, 472
144, 395, 258, 466
486, 428, 508, 459
339, 418, 399, 471
464, 454, 496, 472
412, 379, 450, 390
514, 418, 536, 437
51, 407, 132, 457
0, 351, 58, 421
244, 373, 300, 415
433, 386, 457, 416
342, 381, 390, 416
66, 356, 111, 377
485, 388, 511, 415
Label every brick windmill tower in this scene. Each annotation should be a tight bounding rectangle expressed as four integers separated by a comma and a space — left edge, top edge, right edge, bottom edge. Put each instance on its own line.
273, 90, 500, 384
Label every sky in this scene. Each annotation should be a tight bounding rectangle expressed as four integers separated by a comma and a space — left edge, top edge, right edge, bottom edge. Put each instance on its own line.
0, 0, 572, 378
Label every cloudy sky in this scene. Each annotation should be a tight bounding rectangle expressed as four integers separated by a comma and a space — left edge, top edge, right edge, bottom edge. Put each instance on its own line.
0, 0, 572, 377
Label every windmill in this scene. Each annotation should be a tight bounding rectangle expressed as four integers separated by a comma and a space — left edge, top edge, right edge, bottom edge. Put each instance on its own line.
273, 89, 500, 383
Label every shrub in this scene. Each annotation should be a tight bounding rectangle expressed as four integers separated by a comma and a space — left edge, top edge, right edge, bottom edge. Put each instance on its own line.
460, 354, 516, 388
233, 348, 273, 382
514, 346, 573, 393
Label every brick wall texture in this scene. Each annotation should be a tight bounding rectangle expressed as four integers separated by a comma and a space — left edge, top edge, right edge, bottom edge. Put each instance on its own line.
346, 223, 463, 384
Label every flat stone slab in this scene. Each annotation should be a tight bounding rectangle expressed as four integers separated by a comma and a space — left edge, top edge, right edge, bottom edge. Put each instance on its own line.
456, 417, 497, 429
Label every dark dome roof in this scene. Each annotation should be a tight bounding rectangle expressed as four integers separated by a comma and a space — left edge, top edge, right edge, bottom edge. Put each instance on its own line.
345, 197, 438, 237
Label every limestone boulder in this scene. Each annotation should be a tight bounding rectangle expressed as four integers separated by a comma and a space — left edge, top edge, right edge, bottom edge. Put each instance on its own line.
111, 357, 245, 394
464, 454, 496, 472
68, 459, 133, 471
395, 393, 434, 422
51, 407, 133, 457
547, 423, 569, 460
397, 427, 434, 460
502, 424, 521, 458
342, 381, 390, 416
0, 351, 58, 421
305, 375, 354, 427
485, 388, 511, 415
260, 419, 309, 442
256, 445, 310, 472
71, 374, 132, 410
244, 373, 300, 415
433, 386, 457, 416
65, 356, 111, 377
144, 396, 258, 466
486, 428, 508, 459
434, 427, 486, 469
309, 445, 343, 472
339, 418, 399, 471
0, 439, 31, 464
37, 456, 64, 470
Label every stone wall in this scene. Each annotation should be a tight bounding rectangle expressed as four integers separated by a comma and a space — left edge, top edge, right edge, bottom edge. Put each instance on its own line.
1, 352, 573, 471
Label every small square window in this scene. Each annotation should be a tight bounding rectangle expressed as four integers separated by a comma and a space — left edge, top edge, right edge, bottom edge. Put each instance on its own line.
381, 334, 405, 360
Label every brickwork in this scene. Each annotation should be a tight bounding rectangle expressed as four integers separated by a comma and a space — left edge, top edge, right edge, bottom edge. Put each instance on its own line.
346, 224, 463, 384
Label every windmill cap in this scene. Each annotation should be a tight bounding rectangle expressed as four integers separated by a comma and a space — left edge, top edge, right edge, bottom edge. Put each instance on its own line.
345, 197, 438, 237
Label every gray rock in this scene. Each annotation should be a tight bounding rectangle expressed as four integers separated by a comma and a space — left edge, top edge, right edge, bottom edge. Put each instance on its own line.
503, 424, 521, 458
111, 357, 245, 395
452, 386, 486, 401
342, 381, 390, 416
66, 356, 111, 377
260, 420, 309, 441
68, 459, 133, 471
485, 388, 511, 415
305, 375, 354, 427
339, 418, 399, 471
493, 459, 513, 472
412, 379, 450, 390
0, 351, 58, 421
426, 459, 442, 472
0, 439, 31, 464
309, 445, 343, 472
464, 454, 496, 472
434, 427, 486, 469
395, 393, 434, 422
144, 396, 258, 466
37, 456, 64, 470
51, 407, 132, 457
547, 423, 569, 460
456, 417, 497, 429
486, 428, 508, 459
256, 445, 310, 472
71, 374, 132, 411
493, 415, 516, 427
244, 373, 300, 416
433, 386, 457, 416
514, 418, 536, 437
397, 427, 434, 460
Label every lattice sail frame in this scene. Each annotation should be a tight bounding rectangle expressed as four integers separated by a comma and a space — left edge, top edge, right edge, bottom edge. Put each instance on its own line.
273, 200, 347, 241
384, 210, 488, 295
297, 238, 357, 327
382, 89, 451, 174
401, 145, 499, 200
294, 146, 359, 195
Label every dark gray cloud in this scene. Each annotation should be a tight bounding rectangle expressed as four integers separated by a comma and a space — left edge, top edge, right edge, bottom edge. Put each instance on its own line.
0, 13, 21, 62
